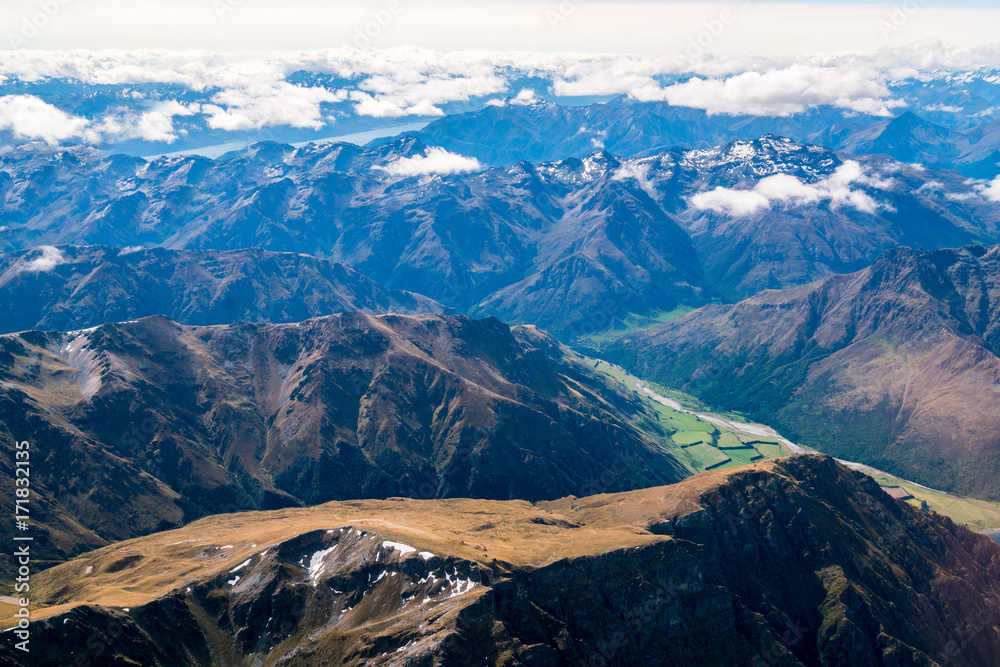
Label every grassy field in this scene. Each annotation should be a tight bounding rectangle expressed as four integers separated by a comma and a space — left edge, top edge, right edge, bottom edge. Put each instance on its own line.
588, 357, 792, 474
754, 442, 791, 459
717, 432, 747, 449
685, 443, 732, 469
672, 431, 711, 447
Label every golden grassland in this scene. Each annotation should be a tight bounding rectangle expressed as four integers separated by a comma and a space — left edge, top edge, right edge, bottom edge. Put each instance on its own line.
0, 461, 772, 630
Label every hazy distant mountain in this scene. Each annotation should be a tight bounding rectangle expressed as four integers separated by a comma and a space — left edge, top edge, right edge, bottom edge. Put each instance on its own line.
0, 245, 446, 334
381, 101, 890, 166
0, 312, 686, 573
3, 138, 999, 337
392, 101, 1000, 177
12, 456, 1000, 666
812, 112, 965, 165
608, 244, 1000, 499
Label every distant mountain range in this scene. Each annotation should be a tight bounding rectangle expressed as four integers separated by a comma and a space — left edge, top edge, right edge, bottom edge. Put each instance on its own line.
0, 245, 445, 334
3, 137, 998, 337
608, 244, 1000, 500
392, 101, 1000, 177
0, 312, 686, 574
10, 456, 1000, 666
4, 61, 1000, 158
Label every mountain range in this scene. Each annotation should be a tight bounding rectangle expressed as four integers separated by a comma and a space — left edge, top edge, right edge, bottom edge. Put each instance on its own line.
7, 456, 1000, 666
608, 244, 1000, 500
3, 136, 999, 337
0, 312, 687, 576
0, 245, 445, 334
396, 101, 1000, 177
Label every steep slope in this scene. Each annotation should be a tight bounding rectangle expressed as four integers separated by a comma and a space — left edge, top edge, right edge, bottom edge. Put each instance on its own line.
7, 456, 1000, 666
608, 244, 1000, 499
0, 245, 445, 334
0, 312, 687, 577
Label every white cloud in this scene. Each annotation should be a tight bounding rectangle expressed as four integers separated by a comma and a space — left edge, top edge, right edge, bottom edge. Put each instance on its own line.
203, 83, 343, 131
510, 88, 537, 105
91, 101, 200, 143
20, 246, 67, 273
486, 88, 539, 107
635, 66, 905, 117
924, 104, 963, 113
691, 161, 890, 216
975, 176, 1000, 203
0, 95, 88, 143
382, 147, 482, 177
349, 91, 445, 118
611, 161, 657, 199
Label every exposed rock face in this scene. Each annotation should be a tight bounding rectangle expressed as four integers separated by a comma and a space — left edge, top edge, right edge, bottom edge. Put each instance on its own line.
0, 312, 685, 576
609, 244, 1000, 500
7, 457, 1000, 666
0, 245, 446, 334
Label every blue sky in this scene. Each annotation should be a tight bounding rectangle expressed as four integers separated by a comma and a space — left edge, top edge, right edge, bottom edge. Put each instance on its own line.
2, 1, 998, 54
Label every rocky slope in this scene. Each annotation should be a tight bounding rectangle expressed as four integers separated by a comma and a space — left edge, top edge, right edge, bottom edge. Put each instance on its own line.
2, 138, 998, 336
0, 245, 445, 334
5, 456, 1000, 666
0, 312, 687, 577
608, 244, 1000, 500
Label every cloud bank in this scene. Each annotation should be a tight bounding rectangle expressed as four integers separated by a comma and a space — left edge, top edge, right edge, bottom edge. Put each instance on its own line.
634, 66, 906, 117
0, 44, 999, 146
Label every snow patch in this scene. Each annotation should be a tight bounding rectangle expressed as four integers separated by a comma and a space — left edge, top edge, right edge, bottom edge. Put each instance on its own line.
382, 540, 415, 555
229, 558, 251, 573
306, 546, 337, 586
